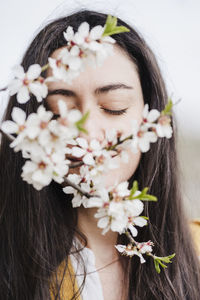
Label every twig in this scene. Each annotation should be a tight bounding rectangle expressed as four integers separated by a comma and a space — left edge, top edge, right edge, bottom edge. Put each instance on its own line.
126, 230, 154, 259
69, 161, 83, 168
41, 63, 49, 72
63, 177, 99, 199
106, 134, 133, 151
125, 231, 137, 245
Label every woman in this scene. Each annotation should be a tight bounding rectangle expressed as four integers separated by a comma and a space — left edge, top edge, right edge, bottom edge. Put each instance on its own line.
0, 9, 200, 300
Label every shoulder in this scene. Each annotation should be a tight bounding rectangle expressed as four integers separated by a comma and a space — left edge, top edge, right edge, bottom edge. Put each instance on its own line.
189, 219, 200, 258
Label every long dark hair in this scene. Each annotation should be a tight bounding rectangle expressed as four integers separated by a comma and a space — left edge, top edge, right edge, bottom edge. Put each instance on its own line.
0, 10, 200, 300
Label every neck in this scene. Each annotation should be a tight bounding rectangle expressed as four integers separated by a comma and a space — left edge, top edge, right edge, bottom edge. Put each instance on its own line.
77, 206, 119, 266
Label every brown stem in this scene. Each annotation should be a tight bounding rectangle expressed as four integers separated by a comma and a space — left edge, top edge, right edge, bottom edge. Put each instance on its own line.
125, 230, 154, 259
105, 134, 133, 151
63, 177, 99, 199
125, 231, 137, 245
69, 161, 84, 168
41, 63, 49, 72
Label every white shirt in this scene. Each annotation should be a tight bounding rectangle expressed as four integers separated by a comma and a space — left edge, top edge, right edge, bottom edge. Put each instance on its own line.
70, 241, 104, 300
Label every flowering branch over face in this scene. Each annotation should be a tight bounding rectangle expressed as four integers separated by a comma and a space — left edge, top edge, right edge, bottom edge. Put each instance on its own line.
3, 15, 129, 104
117, 231, 176, 273
0, 16, 176, 273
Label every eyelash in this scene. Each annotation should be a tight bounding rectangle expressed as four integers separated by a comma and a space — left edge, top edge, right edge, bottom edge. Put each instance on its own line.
101, 107, 128, 115
52, 108, 127, 119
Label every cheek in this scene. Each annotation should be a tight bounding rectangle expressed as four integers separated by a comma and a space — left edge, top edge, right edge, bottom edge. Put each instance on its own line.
110, 109, 144, 137
118, 148, 141, 181
102, 148, 141, 188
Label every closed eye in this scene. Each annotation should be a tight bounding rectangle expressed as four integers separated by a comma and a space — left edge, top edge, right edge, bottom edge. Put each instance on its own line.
101, 107, 128, 115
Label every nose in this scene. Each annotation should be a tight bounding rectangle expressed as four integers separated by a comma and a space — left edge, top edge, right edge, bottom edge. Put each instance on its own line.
79, 107, 105, 143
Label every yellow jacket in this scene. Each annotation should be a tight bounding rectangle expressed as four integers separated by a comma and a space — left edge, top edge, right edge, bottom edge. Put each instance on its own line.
50, 220, 200, 300
50, 258, 81, 300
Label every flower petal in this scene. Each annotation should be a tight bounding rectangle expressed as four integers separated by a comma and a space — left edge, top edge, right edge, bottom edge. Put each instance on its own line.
76, 137, 88, 149
97, 216, 109, 228
63, 186, 75, 194
12, 65, 25, 79
1, 120, 18, 134
142, 104, 149, 118
90, 25, 104, 40
11, 107, 26, 125
72, 194, 82, 207
134, 217, 147, 227
128, 224, 138, 237
27, 64, 41, 80
147, 109, 160, 123
8, 79, 22, 95
29, 82, 48, 102
71, 146, 85, 157
83, 153, 95, 165
115, 244, 126, 253
78, 22, 89, 37
17, 86, 30, 104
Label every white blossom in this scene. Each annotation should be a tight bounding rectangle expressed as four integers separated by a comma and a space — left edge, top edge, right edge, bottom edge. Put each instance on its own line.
56, 100, 82, 139
94, 183, 146, 235
63, 173, 99, 208
48, 48, 82, 83
137, 240, 154, 254
63, 174, 84, 207
8, 64, 48, 103
156, 115, 173, 138
142, 104, 160, 128
115, 244, 146, 263
1, 107, 26, 135
21, 145, 69, 190
25, 105, 53, 139
71, 137, 103, 165
130, 120, 158, 153
63, 22, 115, 68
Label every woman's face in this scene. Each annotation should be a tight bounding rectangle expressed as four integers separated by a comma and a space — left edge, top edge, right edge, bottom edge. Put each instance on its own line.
46, 45, 144, 187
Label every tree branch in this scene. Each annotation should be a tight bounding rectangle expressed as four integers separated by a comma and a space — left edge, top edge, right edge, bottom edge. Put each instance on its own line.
63, 177, 99, 198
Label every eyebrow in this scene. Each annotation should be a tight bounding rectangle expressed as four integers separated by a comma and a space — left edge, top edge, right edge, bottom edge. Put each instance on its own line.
47, 83, 133, 97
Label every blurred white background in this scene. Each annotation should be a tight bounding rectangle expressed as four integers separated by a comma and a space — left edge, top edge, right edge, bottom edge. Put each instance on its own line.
0, 0, 199, 217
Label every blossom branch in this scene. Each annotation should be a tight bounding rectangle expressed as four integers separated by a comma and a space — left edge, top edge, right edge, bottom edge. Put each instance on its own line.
63, 177, 99, 198
124, 230, 175, 273
105, 134, 133, 151
0, 16, 176, 274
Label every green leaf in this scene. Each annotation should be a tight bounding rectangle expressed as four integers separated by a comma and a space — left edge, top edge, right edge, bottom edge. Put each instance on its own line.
139, 195, 158, 201
154, 260, 161, 274
129, 180, 138, 198
140, 216, 149, 220
76, 126, 88, 134
153, 253, 175, 273
75, 111, 90, 133
102, 15, 130, 37
130, 187, 157, 202
160, 253, 176, 263
161, 98, 173, 116
158, 261, 167, 269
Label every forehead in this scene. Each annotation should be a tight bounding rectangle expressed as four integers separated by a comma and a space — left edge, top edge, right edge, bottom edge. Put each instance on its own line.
47, 45, 141, 92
